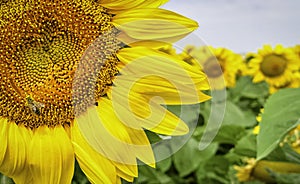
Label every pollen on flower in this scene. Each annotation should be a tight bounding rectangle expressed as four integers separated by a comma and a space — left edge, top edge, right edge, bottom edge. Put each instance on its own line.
0, 0, 121, 129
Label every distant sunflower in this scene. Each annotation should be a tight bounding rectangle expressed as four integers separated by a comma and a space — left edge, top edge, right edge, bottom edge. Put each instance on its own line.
180, 46, 243, 89
247, 44, 299, 87
0, 0, 210, 183
234, 158, 257, 182
293, 44, 300, 60
269, 72, 300, 94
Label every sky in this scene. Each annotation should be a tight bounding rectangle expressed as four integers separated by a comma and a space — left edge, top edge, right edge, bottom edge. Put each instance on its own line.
162, 0, 300, 53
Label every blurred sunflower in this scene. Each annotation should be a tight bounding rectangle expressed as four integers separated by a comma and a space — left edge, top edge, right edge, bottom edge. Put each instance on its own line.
0, 0, 210, 183
246, 44, 300, 88
180, 46, 243, 89
268, 71, 300, 94
234, 158, 300, 183
292, 44, 300, 60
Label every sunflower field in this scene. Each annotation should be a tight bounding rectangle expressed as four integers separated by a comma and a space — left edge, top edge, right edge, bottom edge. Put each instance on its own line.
117, 44, 300, 184
115, 44, 300, 184
4, 44, 299, 184
1, 1, 300, 184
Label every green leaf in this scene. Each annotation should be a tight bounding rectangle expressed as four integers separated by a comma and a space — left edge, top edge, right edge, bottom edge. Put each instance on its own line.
229, 76, 269, 100
145, 130, 161, 143
156, 154, 172, 172
257, 88, 300, 160
201, 100, 256, 128
137, 165, 174, 184
173, 138, 218, 177
264, 146, 288, 162
222, 101, 257, 127
268, 170, 300, 184
196, 156, 230, 184
234, 133, 257, 157
282, 143, 300, 164
206, 125, 246, 145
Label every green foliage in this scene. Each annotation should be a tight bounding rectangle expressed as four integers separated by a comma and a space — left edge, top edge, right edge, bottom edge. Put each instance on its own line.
173, 138, 218, 177
257, 88, 300, 160
131, 77, 300, 184
269, 171, 300, 184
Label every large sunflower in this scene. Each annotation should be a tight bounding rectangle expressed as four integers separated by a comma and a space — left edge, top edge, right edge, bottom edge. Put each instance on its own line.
246, 44, 300, 87
0, 0, 210, 183
179, 46, 243, 90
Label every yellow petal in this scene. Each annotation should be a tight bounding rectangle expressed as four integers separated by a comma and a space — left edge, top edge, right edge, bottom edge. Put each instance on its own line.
0, 121, 31, 180
11, 125, 33, 184
117, 47, 207, 83
114, 75, 210, 104
115, 47, 210, 104
110, 91, 189, 135
126, 127, 155, 167
100, 0, 168, 13
71, 123, 117, 184
96, 102, 156, 167
116, 176, 122, 184
132, 96, 189, 135
113, 9, 198, 43
75, 103, 138, 177
116, 168, 135, 182
28, 125, 74, 184
117, 32, 169, 49
0, 118, 8, 167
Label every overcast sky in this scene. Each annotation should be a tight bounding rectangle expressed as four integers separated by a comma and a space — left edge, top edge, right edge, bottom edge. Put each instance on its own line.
162, 0, 300, 53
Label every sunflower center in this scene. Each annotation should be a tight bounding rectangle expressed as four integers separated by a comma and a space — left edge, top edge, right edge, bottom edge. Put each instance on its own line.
260, 54, 287, 77
0, 1, 120, 128
203, 56, 223, 78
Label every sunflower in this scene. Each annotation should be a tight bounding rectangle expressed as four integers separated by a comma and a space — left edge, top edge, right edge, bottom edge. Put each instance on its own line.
292, 44, 300, 60
234, 158, 257, 182
0, 0, 210, 183
234, 158, 300, 183
268, 71, 300, 94
246, 44, 300, 88
179, 46, 243, 90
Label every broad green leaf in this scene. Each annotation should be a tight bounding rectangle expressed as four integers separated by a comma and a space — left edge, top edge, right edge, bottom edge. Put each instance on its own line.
137, 165, 174, 184
282, 143, 300, 164
229, 76, 269, 100
156, 157, 172, 173
222, 101, 256, 127
196, 156, 230, 184
257, 88, 300, 160
268, 170, 300, 184
201, 100, 256, 128
234, 133, 257, 157
204, 125, 246, 145
173, 138, 218, 177
155, 145, 172, 172
264, 146, 288, 162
